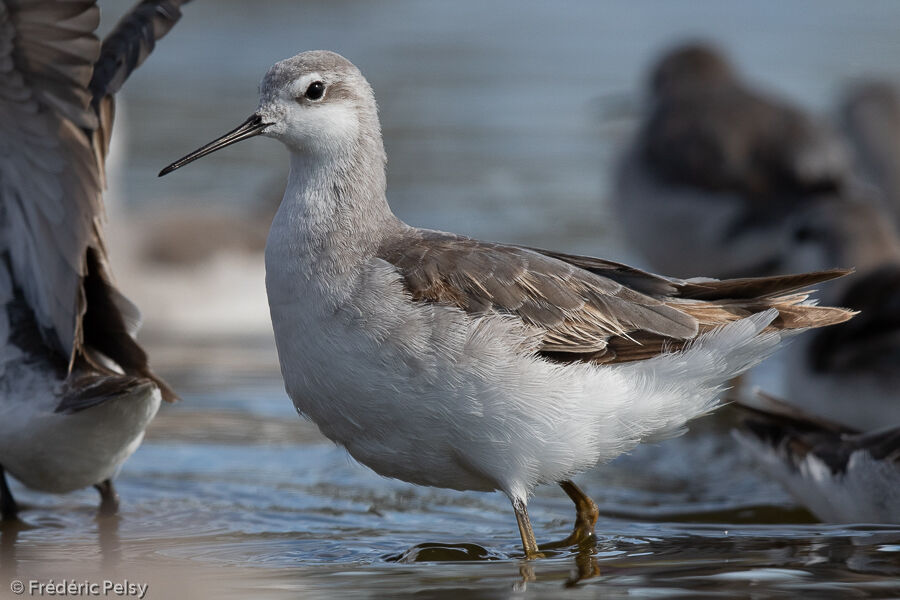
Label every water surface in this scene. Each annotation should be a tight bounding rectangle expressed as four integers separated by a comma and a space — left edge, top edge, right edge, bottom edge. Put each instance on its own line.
4, 1, 900, 598
4, 364, 899, 598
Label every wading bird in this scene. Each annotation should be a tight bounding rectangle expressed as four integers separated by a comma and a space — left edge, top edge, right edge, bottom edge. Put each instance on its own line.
735, 392, 900, 523
160, 50, 853, 558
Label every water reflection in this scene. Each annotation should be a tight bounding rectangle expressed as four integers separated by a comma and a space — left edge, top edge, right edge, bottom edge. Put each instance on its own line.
3, 1, 899, 598
0, 519, 30, 577
98, 515, 123, 570
1, 515, 123, 578
5, 376, 899, 598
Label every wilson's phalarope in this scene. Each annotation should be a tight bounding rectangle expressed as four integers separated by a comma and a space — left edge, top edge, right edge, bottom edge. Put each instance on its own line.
160, 50, 853, 557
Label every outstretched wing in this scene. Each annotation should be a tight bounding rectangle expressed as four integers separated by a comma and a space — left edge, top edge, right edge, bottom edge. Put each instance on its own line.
0, 0, 102, 356
89, 0, 189, 168
0, 0, 187, 402
378, 229, 851, 364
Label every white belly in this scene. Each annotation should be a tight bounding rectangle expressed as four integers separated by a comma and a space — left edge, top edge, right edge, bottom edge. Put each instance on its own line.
0, 359, 161, 493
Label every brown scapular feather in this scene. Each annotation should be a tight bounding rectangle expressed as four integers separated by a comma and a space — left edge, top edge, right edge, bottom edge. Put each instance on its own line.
380, 230, 855, 366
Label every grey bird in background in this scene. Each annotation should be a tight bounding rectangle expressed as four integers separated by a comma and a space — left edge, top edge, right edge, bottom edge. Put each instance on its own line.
614, 42, 852, 280
0, 0, 188, 521
783, 255, 900, 432
753, 114, 900, 431
783, 83, 900, 431
840, 80, 900, 228
160, 50, 854, 558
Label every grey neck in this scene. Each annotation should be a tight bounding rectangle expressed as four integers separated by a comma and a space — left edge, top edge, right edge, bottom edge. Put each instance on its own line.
267, 129, 402, 284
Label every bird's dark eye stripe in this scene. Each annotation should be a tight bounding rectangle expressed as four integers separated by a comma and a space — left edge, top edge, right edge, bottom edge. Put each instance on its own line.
304, 81, 325, 100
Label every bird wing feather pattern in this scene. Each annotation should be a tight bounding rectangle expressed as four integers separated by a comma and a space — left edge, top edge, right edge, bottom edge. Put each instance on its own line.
0, 0, 188, 405
379, 229, 852, 364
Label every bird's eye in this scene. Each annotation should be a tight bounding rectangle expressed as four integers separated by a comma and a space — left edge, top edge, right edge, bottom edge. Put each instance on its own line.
304, 81, 325, 101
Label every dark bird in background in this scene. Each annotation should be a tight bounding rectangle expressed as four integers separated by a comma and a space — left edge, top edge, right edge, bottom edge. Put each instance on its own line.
615, 42, 853, 279
614, 43, 900, 514
839, 80, 900, 229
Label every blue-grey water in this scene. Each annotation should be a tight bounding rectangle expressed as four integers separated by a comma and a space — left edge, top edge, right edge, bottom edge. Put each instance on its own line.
3, 1, 900, 598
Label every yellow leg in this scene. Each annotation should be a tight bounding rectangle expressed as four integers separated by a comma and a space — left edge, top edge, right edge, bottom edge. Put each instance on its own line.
511, 497, 543, 559
539, 480, 598, 550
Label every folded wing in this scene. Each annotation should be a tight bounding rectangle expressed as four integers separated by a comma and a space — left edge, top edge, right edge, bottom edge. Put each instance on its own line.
379, 229, 853, 364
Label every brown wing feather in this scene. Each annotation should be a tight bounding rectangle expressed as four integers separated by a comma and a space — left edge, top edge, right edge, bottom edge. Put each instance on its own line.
520, 247, 680, 296
1, 0, 101, 356
380, 229, 853, 365
379, 229, 701, 361
675, 269, 850, 300
89, 0, 190, 177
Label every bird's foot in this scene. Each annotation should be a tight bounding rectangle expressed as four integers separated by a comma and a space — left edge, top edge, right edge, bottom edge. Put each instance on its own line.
540, 480, 599, 552
94, 480, 120, 518
538, 529, 596, 552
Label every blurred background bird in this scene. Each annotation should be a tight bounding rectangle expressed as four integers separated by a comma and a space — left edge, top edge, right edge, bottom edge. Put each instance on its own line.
0, 0, 187, 520
614, 42, 854, 280
613, 41, 900, 524
733, 392, 899, 524
840, 80, 900, 227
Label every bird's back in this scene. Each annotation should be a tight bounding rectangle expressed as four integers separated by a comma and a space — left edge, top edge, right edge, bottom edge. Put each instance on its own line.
641, 85, 847, 207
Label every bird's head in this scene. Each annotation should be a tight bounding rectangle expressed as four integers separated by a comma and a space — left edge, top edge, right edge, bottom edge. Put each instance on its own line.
160, 50, 379, 176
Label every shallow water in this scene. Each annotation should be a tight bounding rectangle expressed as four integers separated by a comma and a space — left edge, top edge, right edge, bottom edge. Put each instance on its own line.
4, 362, 899, 599
4, 1, 900, 598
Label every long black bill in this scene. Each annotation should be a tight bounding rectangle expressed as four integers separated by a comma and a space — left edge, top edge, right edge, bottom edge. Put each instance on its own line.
159, 114, 269, 176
